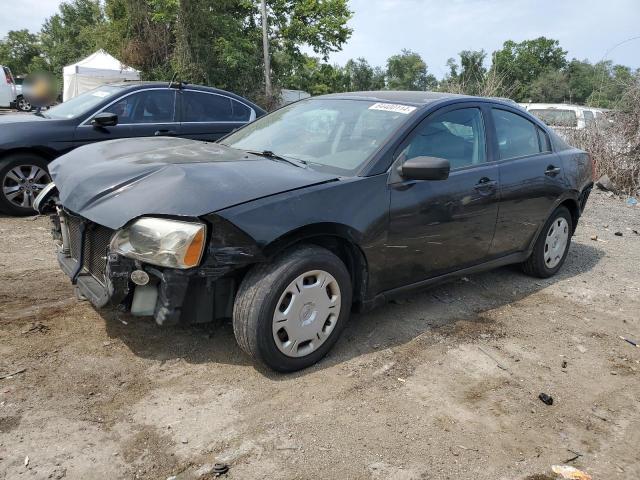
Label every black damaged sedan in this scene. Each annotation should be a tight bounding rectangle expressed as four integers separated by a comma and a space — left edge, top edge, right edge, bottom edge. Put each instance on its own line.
36, 92, 593, 372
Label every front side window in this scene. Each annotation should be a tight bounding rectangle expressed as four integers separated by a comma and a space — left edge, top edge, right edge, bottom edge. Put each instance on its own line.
182, 91, 252, 122
399, 108, 486, 170
528, 108, 577, 128
493, 109, 542, 160
223, 98, 417, 175
102, 89, 176, 124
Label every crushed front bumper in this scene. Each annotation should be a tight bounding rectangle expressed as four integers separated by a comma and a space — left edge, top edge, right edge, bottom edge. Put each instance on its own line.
51, 209, 237, 326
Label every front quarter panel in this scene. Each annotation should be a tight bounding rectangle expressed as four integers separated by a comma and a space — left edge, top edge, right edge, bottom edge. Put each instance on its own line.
210, 174, 391, 296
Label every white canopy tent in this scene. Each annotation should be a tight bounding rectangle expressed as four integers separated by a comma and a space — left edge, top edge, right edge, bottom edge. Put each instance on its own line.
63, 50, 140, 101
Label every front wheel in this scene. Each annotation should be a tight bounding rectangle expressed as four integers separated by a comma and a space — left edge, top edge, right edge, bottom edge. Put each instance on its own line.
522, 206, 573, 278
16, 96, 32, 112
0, 154, 52, 215
233, 245, 352, 372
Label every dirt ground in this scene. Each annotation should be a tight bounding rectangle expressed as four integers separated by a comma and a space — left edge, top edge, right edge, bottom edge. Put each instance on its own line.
0, 190, 638, 480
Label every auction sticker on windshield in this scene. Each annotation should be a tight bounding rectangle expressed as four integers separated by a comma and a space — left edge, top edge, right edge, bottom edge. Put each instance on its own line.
369, 103, 417, 114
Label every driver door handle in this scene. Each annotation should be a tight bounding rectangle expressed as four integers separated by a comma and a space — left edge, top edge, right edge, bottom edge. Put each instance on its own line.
474, 177, 498, 189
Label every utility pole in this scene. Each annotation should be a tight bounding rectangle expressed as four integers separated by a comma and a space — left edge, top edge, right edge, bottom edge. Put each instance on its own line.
261, 0, 272, 99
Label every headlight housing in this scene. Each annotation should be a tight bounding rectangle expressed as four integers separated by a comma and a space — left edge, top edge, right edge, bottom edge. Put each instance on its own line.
111, 217, 206, 269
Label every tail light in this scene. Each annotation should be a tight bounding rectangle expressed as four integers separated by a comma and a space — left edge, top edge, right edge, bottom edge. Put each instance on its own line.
4, 70, 14, 85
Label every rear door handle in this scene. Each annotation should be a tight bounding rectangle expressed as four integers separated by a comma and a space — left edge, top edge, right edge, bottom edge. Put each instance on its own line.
154, 129, 177, 136
545, 165, 562, 176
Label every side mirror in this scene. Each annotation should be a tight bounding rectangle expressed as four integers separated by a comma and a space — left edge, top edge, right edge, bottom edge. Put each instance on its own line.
398, 156, 450, 181
91, 112, 118, 128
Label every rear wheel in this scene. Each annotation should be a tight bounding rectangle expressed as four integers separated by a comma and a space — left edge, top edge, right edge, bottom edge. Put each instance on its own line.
522, 206, 572, 278
233, 245, 352, 372
0, 154, 51, 215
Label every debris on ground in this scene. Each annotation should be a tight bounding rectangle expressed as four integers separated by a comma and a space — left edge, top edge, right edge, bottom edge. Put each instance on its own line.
626, 197, 638, 206
24, 456, 29, 467
614, 231, 623, 237
551, 464, 592, 480
0, 368, 27, 380
576, 345, 587, 353
539, 393, 554, 406
561, 360, 568, 369
562, 449, 583, 463
619, 336, 639, 348
595, 174, 616, 192
212, 463, 230, 476
21, 322, 49, 334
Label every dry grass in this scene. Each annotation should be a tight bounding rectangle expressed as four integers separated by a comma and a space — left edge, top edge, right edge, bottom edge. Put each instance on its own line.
566, 76, 640, 195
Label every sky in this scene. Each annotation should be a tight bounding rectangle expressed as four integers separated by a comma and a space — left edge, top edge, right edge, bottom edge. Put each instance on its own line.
2, 0, 639, 78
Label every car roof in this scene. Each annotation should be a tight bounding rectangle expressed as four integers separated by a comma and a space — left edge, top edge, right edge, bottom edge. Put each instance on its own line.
317, 90, 475, 106
105, 81, 266, 112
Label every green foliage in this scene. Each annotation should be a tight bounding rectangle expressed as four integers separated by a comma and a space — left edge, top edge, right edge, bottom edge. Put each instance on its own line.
492, 37, 567, 100
0, 30, 43, 75
39, 0, 106, 76
386, 49, 436, 91
528, 69, 570, 103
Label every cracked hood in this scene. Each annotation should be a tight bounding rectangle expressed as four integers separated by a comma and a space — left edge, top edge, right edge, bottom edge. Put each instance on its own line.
49, 137, 338, 229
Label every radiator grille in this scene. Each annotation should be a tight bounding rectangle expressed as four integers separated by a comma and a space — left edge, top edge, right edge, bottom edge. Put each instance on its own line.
65, 214, 114, 284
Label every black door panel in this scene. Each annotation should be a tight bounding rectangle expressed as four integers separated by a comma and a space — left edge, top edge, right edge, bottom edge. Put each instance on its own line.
491, 152, 566, 255
385, 105, 499, 290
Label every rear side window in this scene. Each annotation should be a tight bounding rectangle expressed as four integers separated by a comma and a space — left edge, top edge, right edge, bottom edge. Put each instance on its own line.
492, 109, 542, 160
400, 107, 486, 170
528, 108, 577, 128
182, 91, 252, 122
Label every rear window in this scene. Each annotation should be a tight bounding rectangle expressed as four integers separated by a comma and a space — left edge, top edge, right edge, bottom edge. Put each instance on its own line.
528, 109, 577, 128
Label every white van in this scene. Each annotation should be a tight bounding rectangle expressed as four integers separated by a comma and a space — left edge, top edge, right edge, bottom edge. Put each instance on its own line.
0, 66, 17, 109
519, 103, 606, 131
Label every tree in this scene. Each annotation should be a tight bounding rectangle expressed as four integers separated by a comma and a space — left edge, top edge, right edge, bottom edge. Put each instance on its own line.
344, 57, 385, 91
528, 69, 570, 103
386, 49, 436, 91
0, 30, 43, 75
39, 0, 105, 76
492, 37, 567, 100
458, 49, 487, 94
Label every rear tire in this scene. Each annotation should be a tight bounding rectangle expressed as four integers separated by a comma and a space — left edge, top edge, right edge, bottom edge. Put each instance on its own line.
233, 245, 352, 372
0, 154, 51, 216
522, 206, 572, 278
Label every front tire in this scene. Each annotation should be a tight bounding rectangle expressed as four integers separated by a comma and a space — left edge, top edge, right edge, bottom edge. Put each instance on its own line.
16, 96, 32, 112
233, 245, 352, 372
522, 206, 573, 278
0, 154, 51, 215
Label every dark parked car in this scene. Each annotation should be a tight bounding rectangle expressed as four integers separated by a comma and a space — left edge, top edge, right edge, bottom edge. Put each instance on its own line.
0, 82, 265, 215
36, 91, 593, 372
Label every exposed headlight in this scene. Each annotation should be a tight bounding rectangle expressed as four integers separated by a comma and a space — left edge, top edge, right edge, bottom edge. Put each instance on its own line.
111, 218, 206, 269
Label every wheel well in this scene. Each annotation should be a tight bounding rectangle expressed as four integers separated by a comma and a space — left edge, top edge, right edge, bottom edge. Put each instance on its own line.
0, 148, 55, 164
559, 199, 580, 233
277, 235, 368, 309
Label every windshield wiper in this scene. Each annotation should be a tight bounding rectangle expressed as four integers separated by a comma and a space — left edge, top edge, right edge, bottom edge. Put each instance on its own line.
245, 150, 307, 169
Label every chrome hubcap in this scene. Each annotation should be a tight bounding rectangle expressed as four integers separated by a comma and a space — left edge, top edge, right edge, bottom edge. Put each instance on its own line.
2, 164, 51, 209
18, 98, 31, 110
544, 217, 569, 268
272, 270, 341, 358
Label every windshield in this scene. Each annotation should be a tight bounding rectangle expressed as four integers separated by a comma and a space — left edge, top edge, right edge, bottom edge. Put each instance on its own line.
529, 109, 577, 128
222, 98, 418, 175
45, 85, 124, 119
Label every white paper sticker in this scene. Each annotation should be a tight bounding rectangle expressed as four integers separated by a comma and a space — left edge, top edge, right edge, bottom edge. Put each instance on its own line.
369, 103, 417, 115
92, 91, 111, 98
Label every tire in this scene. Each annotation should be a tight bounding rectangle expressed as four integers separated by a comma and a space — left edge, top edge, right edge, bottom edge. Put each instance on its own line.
522, 206, 573, 278
16, 96, 32, 112
233, 245, 352, 372
0, 154, 51, 216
